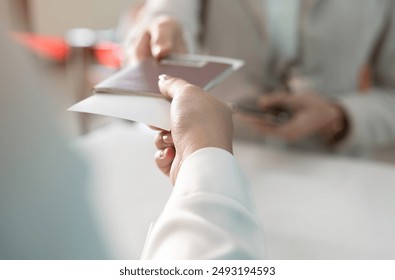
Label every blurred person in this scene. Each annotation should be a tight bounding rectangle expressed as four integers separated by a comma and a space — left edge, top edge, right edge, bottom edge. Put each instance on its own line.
0, 20, 107, 259
124, 0, 395, 156
0, 16, 264, 259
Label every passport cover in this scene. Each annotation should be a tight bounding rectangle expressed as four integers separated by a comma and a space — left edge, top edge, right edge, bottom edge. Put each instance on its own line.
93, 54, 244, 96
69, 54, 244, 130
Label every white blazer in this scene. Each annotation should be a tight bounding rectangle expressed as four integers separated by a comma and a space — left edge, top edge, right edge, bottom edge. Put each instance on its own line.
141, 148, 265, 259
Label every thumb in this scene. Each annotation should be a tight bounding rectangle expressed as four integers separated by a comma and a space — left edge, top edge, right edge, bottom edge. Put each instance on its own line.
158, 75, 195, 99
150, 21, 177, 59
125, 31, 152, 66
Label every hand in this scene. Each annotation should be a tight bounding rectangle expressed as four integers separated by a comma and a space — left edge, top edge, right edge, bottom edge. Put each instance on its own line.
154, 75, 233, 185
125, 15, 187, 65
239, 92, 347, 143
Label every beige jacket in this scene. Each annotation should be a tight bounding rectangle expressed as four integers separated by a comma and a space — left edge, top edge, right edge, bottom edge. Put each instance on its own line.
140, 0, 395, 152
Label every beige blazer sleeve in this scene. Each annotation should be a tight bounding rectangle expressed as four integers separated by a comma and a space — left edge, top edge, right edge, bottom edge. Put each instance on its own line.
337, 1, 395, 151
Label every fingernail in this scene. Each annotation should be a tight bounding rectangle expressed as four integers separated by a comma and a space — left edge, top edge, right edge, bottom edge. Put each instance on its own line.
152, 45, 161, 56
158, 74, 170, 82
159, 149, 164, 158
162, 134, 171, 143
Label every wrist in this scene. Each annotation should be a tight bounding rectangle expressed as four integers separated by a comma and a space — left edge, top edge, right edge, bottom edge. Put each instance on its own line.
182, 136, 233, 160
320, 102, 349, 145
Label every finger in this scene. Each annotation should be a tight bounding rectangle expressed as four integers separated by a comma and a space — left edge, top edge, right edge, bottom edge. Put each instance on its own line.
238, 111, 305, 140
155, 131, 174, 149
238, 113, 281, 136
155, 147, 176, 176
162, 132, 173, 144
271, 113, 315, 141
257, 93, 300, 109
158, 74, 200, 100
131, 31, 152, 63
150, 19, 178, 59
237, 112, 277, 127
238, 107, 314, 141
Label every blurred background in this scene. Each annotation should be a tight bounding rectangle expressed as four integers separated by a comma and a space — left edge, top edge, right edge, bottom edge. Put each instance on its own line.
7, 0, 139, 34
5, 0, 143, 137
6, 0, 395, 163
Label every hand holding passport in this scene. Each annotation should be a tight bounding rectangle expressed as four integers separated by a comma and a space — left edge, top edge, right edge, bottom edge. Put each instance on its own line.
69, 54, 244, 130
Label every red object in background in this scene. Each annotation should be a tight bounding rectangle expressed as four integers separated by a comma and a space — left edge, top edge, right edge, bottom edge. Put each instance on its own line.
13, 32, 69, 61
12, 32, 122, 68
94, 41, 122, 69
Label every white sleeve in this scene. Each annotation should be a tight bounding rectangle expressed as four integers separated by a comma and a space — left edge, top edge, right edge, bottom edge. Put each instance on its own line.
141, 148, 265, 259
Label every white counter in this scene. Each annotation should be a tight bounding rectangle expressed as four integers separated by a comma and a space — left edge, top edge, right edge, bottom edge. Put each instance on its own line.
76, 121, 395, 259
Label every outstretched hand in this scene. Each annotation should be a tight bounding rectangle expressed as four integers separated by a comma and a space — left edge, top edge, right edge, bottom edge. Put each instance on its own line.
125, 15, 187, 65
154, 75, 233, 185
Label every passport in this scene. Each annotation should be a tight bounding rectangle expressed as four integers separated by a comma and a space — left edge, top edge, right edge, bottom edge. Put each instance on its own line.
93, 54, 243, 96
69, 54, 244, 130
